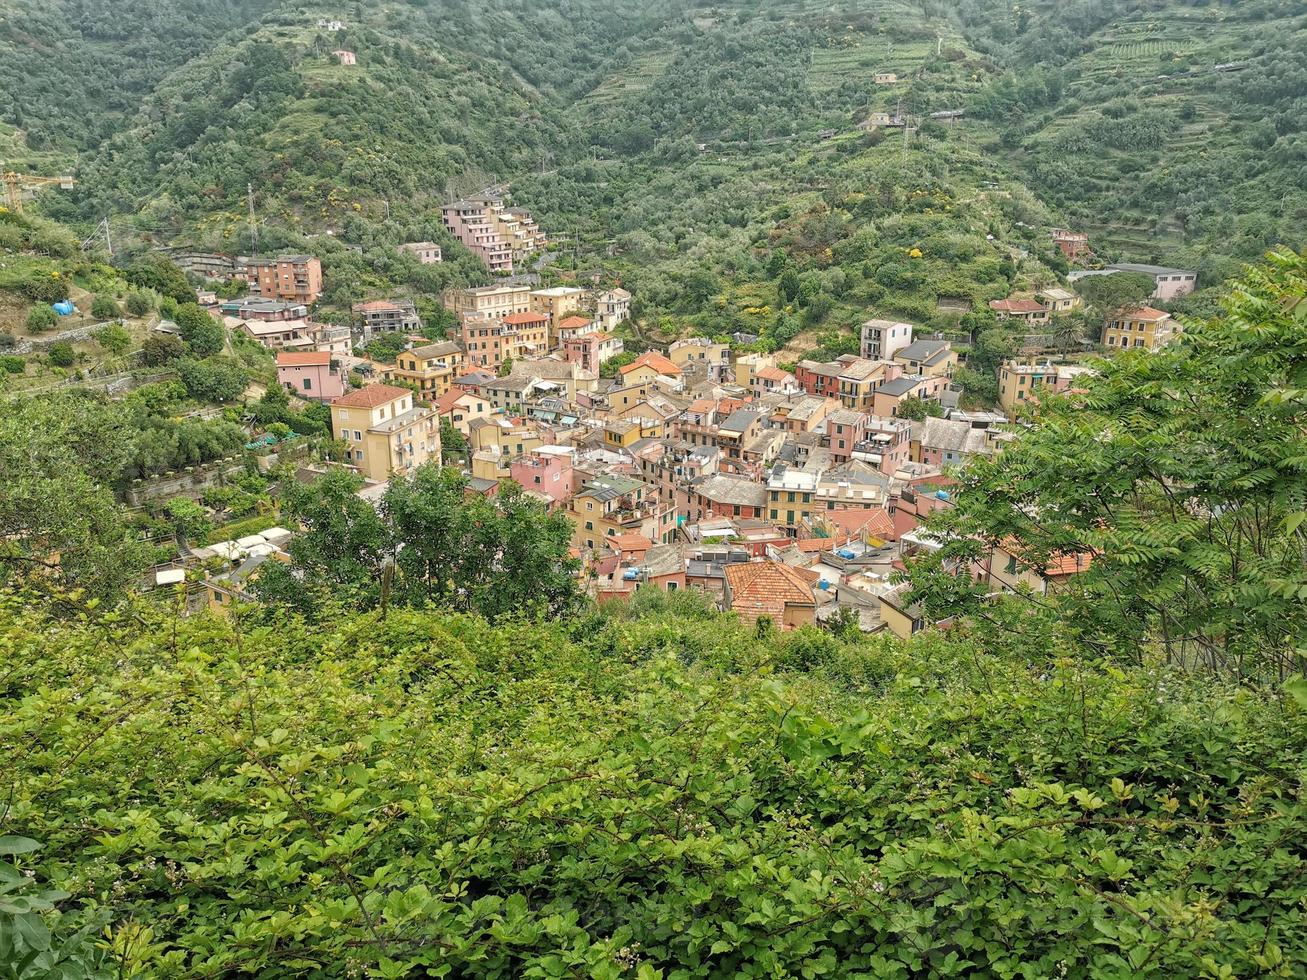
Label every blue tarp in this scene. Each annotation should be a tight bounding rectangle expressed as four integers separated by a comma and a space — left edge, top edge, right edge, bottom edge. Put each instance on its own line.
52, 300, 74, 316
837, 548, 857, 560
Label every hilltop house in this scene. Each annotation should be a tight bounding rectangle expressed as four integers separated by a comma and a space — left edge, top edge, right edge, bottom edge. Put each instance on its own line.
399, 242, 442, 264
332, 50, 356, 66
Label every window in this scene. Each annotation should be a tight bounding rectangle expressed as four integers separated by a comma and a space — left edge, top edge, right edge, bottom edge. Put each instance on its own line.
354, 430, 362, 441
584, 521, 593, 530
302, 377, 313, 391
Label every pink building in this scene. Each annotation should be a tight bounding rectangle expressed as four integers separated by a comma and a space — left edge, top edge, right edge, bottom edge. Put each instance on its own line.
509, 446, 576, 506
276, 351, 345, 400
825, 410, 868, 463
333, 50, 356, 66
859, 417, 913, 473
562, 331, 624, 373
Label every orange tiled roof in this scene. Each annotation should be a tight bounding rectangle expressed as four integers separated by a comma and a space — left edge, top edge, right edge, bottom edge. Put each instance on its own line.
608, 533, 654, 553
354, 300, 402, 312
503, 311, 549, 325
332, 384, 411, 408
621, 351, 682, 376
989, 298, 1047, 314
558, 315, 593, 329
824, 507, 895, 540
276, 351, 331, 366
756, 366, 792, 382
1119, 306, 1169, 320
725, 560, 817, 611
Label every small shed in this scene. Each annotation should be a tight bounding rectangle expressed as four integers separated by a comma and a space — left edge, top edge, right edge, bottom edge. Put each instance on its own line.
332, 49, 357, 66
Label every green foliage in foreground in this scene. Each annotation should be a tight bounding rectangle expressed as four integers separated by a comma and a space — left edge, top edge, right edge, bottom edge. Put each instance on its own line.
907, 249, 1307, 680
1, 592, 1303, 977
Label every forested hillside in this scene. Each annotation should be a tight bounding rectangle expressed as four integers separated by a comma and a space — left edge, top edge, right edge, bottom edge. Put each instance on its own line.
4, 0, 1301, 352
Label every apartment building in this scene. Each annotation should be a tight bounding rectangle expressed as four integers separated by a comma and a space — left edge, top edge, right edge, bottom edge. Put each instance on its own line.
1100, 307, 1179, 351
530, 286, 587, 342
353, 299, 422, 341
860, 318, 914, 360
443, 284, 532, 324
245, 255, 322, 306
997, 361, 1096, 414
595, 288, 632, 330
392, 340, 466, 397
461, 311, 549, 371
562, 330, 623, 373
440, 197, 545, 272
330, 384, 441, 483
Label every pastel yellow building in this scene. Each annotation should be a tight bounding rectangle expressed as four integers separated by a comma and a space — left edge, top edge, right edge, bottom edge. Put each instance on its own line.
331, 384, 441, 482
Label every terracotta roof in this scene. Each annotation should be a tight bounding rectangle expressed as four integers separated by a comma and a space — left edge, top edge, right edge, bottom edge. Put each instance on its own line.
756, 366, 792, 382
435, 388, 476, 413
724, 560, 817, 612
621, 352, 682, 376
332, 384, 411, 408
353, 300, 403, 312
989, 298, 1047, 314
824, 507, 895, 540
795, 537, 839, 553
503, 311, 548, 325
558, 315, 593, 329
276, 351, 331, 367
608, 533, 654, 553
1118, 306, 1170, 320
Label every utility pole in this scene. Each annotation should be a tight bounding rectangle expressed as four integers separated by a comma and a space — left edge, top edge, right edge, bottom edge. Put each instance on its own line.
247, 182, 259, 255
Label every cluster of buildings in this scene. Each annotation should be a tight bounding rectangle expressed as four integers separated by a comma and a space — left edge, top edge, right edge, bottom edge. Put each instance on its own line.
280, 299, 1046, 635
441, 196, 546, 273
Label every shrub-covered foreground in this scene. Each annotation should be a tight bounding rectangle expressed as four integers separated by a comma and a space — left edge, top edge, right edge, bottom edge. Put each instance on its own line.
1, 592, 1304, 978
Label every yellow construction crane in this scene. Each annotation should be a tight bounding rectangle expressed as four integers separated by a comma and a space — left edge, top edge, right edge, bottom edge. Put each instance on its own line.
2, 171, 76, 213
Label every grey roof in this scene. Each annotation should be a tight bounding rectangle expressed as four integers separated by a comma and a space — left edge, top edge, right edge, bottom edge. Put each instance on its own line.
718, 409, 762, 434
1107, 262, 1195, 277
691, 473, 768, 508
877, 376, 925, 397
895, 339, 951, 363
409, 340, 462, 358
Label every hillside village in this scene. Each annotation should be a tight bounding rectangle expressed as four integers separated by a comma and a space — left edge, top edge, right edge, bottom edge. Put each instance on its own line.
56, 208, 1194, 636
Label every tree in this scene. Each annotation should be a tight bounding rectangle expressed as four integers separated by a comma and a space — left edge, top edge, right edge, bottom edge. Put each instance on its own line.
777, 268, 802, 303
498, 356, 513, 378
141, 333, 184, 365
164, 497, 212, 544
90, 295, 120, 320
125, 290, 154, 317
174, 303, 225, 357
1073, 271, 1155, 314
26, 305, 56, 334
906, 249, 1307, 680
122, 256, 194, 304
255, 468, 393, 615
0, 394, 148, 598
383, 467, 581, 619
440, 419, 467, 463
599, 351, 637, 378
895, 395, 942, 421
95, 322, 132, 355
177, 358, 248, 402
47, 342, 75, 367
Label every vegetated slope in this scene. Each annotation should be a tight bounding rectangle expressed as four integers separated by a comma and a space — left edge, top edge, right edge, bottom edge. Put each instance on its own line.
3, 590, 1304, 976
0, 0, 278, 157
510, 3, 1049, 347
51, 14, 576, 250
958, 0, 1307, 276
